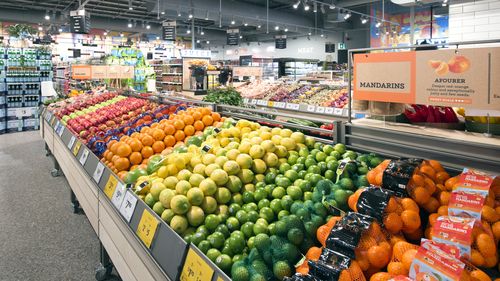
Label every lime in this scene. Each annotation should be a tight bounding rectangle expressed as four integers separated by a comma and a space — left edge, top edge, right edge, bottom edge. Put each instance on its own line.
244, 202, 258, 212
247, 210, 259, 223
232, 254, 245, 263
287, 228, 304, 245
235, 210, 249, 224
265, 172, 277, 184
253, 222, 269, 235
226, 216, 240, 232
271, 186, 286, 199
206, 248, 221, 262
259, 207, 274, 222
278, 210, 290, 220
257, 198, 270, 209
208, 232, 225, 249
298, 170, 307, 179
215, 254, 233, 273
247, 236, 255, 249
339, 178, 355, 191
333, 189, 349, 206
229, 203, 242, 216
241, 222, 254, 238
270, 199, 283, 214
286, 186, 303, 201
242, 191, 255, 204
334, 143, 346, 154
170, 215, 188, 234
232, 193, 243, 205
196, 225, 209, 236
278, 163, 291, 174
287, 154, 299, 166
284, 170, 299, 182
221, 244, 233, 257
268, 222, 277, 235
144, 193, 155, 208
215, 224, 231, 238
296, 156, 306, 165
227, 236, 245, 255
357, 166, 369, 175
205, 214, 221, 232
298, 180, 312, 192
197, 240, 211, 254
330, 150, 341, 160
369, 156, 382, 168
217, 205, 229, 222
323, 144, 334, 155
186, 206, 205, 227
253, 233, 271, 251
318, 162, 327, 174
324, 169, 336, 180
307, 165, 321, 175
291, 164, 304, 172
304, 158, 317, 169
315, 151, 327, 162
226, 176, 243, 193
191, 231, 206, 246
276, 177, 292, 188
356, 175, 369, 188
280, 195, 294, 211
215, 187, 232, 204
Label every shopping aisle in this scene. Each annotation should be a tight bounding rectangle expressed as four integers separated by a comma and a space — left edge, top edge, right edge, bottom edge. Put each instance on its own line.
0, 131, 100, 281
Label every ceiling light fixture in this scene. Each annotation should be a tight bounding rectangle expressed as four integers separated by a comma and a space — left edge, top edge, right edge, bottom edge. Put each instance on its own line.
304, 1, 310, 11
308, 32, 312, 36
201, 30, 205, 35
293, 0, 300, 9
128, 0, 132, 10
442, 2, 447, 6
58, 28, 63, 32
44, 11, 50, 20
127, 20, 132, 28
231, 17, 235, 25
320, 33, 324, 37
284, 28, 288, 32
206, 40, 210, 44
146, 24, 151, 29
361, 17, 368, 24
329, 2, 335, 9
197, 39, 200, 43
189, 12, 193, 19
187, 29, 191, 34
344, 12, 351, 20
38, 26, 43, 31
320, 4, 326, 14
120, 33, 124, 37
244, 22, 248, 26
205, 11, 209, 20
313, 2, 317, 12
257, 24, 262, 29
161, 11, 165, 15
239, 35, 243, 39
375, 21, 382, 28
275, 25, 279, 30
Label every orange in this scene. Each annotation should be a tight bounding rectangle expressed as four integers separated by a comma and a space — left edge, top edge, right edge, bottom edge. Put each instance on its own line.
435, 171, 450, 184
445, 176, 459, 191
401, 210, 421, 232
117, 171, 128, 180
374, 172, 383, 186
436, 183, 447, 192
111, 155, 121, 164
390, 235, 406, 247
411, 174, 425, 187
305, 247, 322, 260
355, 250, 370, 271
129, 152, 143, 165
129, 139, 143, 152
173, 119, 185, 130
201, 107, 212, 116
110, 142, 120, 154
437, 205, 448, 216
422, 197, 440, 213
141, 135, 154, 146
367, 245, 390, 268
150, 123, 159, 128
470, 270, 492, 281
116, 143, 132, 157
404, 227, 423, 242
348, 189, 364, 212
367, 170, 377, 185
383, 213, 403, 234
424, 177, 437, 195
483, 254, 498, 268
476, 233, 496, 257
387, 261, 408, 276
164, 124, 175, 135
184, 125, 195, 136
419, 165, 436, 180
211, 112, 221, 122
107, 139, 118, 149
152, 141, 165, 153
386, 197, 398, 213
114, 157, 130, 172
174, 130, 185, 141
369, 272, 393, 281
401, 198, 419, 212
492, 221, 500, 241
428, 213, 439, 227
482, 205, 499, 223
412, 186, 431, 205
471, 249, 485, 267
316, 225, 330, 247
151, 128, 166, 141
428, 160, 445, 172
393, 241, 413, 260
327, 216, 341, 228
183, 115, 194, 125
140, 126, 150, 134
164, 135, 176, 147
192, 111, 202, 121
141, 146, 154, 159
193, 120, 204, 131
358, 236, 378, 250
401, 249, 417, 270
202, 115, 213, 126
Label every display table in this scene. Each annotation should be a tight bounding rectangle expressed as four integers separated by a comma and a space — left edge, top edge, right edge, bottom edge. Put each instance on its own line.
40, 109, 230, 281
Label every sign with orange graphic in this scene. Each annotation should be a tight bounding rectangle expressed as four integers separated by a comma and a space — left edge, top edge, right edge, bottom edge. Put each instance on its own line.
72, 65, 92, 79
354, 47, 500, 110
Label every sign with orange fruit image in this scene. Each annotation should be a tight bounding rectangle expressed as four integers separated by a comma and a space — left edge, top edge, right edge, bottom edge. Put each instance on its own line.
354, 47, 500, 110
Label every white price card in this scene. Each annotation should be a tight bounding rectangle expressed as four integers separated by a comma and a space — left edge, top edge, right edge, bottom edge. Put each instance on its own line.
276, 102, 286, 108
79, 149, 89, 166
307, 105, 316, 112
119, 190, 138, 223
243, 98, 249, 103
286, 103, 294, 109
291, 104, 300, 110
57, 125, 65, 137
111, 182, 126, 209
334, 108, 343, 115
325, 107, 334, 114
257, 100, 266, 106
67, 136, 76, 150
92, 162, 105, 183
316, 106, 326, 113
251, 99, 257, 105
55, 121, 60, 130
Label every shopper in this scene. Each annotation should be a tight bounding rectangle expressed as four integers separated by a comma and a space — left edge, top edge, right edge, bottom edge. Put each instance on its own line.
217, 61, 231, 86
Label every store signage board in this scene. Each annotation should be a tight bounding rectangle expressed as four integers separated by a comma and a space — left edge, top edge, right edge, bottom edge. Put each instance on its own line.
162, 21, 177, 41
119, 190, 138, 223
334, 108, 343, 116
353, 47, 500, 110
307, 105, 316, 112
180, 49, 211, 58
180, 246, 215, 281
91, 65, 108, 79
92, 162, 105, 184
275, 35, 287, 49
136, 209, 159, 249
72, 65, 92, 79
70, 9, 91, 34
227, 29, 240, 46
104, 174, 119, 200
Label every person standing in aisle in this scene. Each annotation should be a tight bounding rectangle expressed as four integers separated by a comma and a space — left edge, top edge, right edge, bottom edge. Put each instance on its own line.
217, 61, 231, 86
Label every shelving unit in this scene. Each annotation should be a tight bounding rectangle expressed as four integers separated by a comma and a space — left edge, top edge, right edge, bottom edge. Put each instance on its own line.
150, 59, 183, 92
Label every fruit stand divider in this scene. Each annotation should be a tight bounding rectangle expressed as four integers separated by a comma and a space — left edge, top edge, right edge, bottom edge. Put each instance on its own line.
40, 106, 236, 281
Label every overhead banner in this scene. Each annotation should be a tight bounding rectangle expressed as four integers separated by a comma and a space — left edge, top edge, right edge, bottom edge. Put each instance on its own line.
353, 47, 500, 110
227, 29, 240, 46
72, 65, 134, 79
70, 9, 91, 34
275, 35, 287, 49
162, 21, 176, 41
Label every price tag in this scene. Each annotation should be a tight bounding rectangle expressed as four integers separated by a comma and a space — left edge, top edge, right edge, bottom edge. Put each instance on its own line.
92, 162, 105, 183
243, 98, 249, 103
286, 103, 294, 109
73, 141, 82, 156
119, 190, 138, 223
57, 125, 65, 137
316, 106, 326, 113
55, 121, 60, 131
50, 116, 57, 127
334, 108, 343, 115
257, 100, 266, 106
325, 107, 334, 114
104, 175, 118, 199
79, 149, 89, 165
307, 105, 316, 112
136, 209, 159, 248
277, 102, 286, 108
67, 136, 76, 150
111, 182, 126, 209
251, 99, 257, 105
45, 112, 52, 122
267, 101, 274, 107
180, 248, 215, 281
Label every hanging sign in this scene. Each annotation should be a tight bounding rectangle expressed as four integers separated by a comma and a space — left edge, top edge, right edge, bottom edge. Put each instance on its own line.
72, 65, 92, 79
162, 21, 177, 41
70, 9, 91, 34
325, 43, 336, 53
275, 35, 287, 49
180, 49, 211, 58
353, 47, 500, 110
227, 29, 240, 46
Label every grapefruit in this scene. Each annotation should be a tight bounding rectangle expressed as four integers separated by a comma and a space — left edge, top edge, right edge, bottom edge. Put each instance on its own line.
238, 169, 255, 184
261, 140, 276, 153
236, 154, 253, 169
170, 215, 188, 234
192, 163, 207, 176
205, 163, 221, 177
215, 156, 229, 167
249, 145, 265, 159
150, 182, 166, 201
280, 138, 296, 151
223, 160, 241, 175
171, 195, 191, 214
252, 159, 267, 174
189, 174, 205, 187
201, 196, 218, 214
211, 169, 229, 186
175, 180, 191, 195
202, 154, 217, 165
187, 188, 204, 206
159, 189, 176, 208
161, 209, 175, 223
290, 132, 305, 144
226, 175, 243, 193
187, 206, 205, 227
263, 152, 279, 167
226, 149, 240, 160
177, 169, 192, 181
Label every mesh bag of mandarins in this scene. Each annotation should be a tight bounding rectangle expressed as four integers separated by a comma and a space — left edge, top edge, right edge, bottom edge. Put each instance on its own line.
366, 159, 451, 213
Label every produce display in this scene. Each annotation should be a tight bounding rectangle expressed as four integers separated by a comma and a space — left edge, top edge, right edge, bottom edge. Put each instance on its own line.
403, 105, 459, 124
237, 81, 348, 108
46, 92, 499, 281
203, 87, 244, 106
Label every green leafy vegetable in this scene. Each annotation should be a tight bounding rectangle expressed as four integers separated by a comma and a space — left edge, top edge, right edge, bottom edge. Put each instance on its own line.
203, 87, 243, 106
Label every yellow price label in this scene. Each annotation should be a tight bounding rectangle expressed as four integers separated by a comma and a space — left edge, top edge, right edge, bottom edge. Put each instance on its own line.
73, 141, 82, 156
180, 248, 214, 281
217, 276, 224, 281
268, 101, 274, 107
104, 175, 118, 199
50, 116, 56, 126
136, 210, 159, 249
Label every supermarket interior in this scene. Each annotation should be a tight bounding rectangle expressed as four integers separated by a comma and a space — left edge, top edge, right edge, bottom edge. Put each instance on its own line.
0, 0, 499, 280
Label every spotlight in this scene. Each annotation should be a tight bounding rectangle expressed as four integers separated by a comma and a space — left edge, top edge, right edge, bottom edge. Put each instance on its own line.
103, 32, 108, 36
231, 19, 235, 25
321, 4, 326, 14
187, 29, 191, 34
161, 11, 165, 15
197, 39, 200, 43
206, 40, 210, 44
44, 14, 50, 20
320, 33, 324, 37
284, 28, 288, 32
38, 26, 43, 31
120, 33, 124, 37
156, 36, 160, 40
146, 24, 151, 29
58, 28, 63, 32
239, 35, 243, 39
361, 17, 368, 24
313, 2, 317, 12
201, 31, 205, 35
188, 13, 193, 19
244, 22, 248, 26
275, 26, 279, 30
293, 0, 300, 9
257, 24, 261, 29
375, 21, 382, 28
344, 12, 351, 20
304, 2, 310, 11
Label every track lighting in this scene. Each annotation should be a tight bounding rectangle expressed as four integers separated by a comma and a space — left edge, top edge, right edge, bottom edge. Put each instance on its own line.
375, 21, 382, 28
275, 26, 279, 30
146, 24, 151, 29
343, 11, 351, 20
284, 28, 288, 32
293, 0, 300, 9
313, 2, 317, 13
361, 17, 368, 24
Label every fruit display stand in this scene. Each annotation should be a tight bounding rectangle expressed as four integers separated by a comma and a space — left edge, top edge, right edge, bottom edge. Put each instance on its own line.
40, 106, 232, 281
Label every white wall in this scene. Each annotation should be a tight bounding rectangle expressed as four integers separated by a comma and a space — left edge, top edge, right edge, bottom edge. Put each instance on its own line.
449, 0, 500, 42
211, 29, 368, 61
